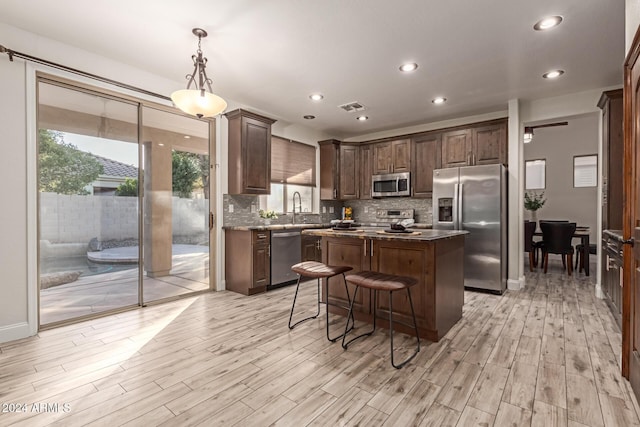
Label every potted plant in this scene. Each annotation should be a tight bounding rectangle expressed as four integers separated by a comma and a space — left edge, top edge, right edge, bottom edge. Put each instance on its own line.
258, 209, 278, 225
524, 191, 546, 222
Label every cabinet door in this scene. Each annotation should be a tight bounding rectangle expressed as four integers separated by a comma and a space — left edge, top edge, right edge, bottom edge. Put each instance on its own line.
412, 133, 441, 197
319, 141, 339, 200
391, 139, 411, 172
339, 145, 359, 200
323, 237, 370, 313
373, 142, 392, 174
301, 235, 321, 262
242, 116, 271, 193
359, 144, 373, 199
371, 239, 431, 330
472, 122, 506, 165
252, 242, 270, 288
441, 129, 471, 168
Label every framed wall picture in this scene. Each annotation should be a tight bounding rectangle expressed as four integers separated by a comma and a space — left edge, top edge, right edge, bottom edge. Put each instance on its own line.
574, 154, 597, 187
525, 159, 546, 190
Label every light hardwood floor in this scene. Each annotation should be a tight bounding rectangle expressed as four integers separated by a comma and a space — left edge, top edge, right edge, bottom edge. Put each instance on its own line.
1, 259, 638, 426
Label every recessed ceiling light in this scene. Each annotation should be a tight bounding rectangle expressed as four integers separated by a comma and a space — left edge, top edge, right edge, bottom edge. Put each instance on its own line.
303, 115, 315, 120
542, 69, 565, 79
356, 115, 368, 121
183, 135, 191, 139
432, 97, 447, 105
534, 16, 563, 31
309, 94, 324, 101
399, 63, 418, 72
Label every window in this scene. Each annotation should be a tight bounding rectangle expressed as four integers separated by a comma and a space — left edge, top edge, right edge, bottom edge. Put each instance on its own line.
261, 136, 316, 213
525, 159, 546, 190
574, 154, 597, 187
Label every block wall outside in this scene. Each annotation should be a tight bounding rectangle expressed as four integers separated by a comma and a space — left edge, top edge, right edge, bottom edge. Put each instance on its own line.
39, 193, 207, 244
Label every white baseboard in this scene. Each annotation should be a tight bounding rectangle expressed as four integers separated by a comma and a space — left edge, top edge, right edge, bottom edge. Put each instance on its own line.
507, 278, 523, 291
595, 283, 604, 299
218, 279, 226, 292
0, 322, 33, 344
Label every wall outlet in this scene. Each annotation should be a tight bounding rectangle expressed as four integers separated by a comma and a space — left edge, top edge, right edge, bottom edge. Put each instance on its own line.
329, 206, 334, 213
228, 204, 234, 213
322, 206, 326, 214
251, 204, 256, 213
364, 207, 369, 213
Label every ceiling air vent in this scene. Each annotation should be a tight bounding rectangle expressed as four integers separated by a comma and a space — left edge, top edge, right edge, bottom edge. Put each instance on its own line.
338, 101, 365, 112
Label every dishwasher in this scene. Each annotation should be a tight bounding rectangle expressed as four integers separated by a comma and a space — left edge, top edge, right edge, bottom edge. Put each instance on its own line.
269, 230, 301, 288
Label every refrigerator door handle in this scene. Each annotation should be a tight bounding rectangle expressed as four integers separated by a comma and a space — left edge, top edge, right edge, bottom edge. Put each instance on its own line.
458, 183, 464, 229
453, 183, 459, 230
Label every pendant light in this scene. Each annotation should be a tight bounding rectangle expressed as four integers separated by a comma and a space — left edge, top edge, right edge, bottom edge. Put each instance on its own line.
171, 28, 227, 118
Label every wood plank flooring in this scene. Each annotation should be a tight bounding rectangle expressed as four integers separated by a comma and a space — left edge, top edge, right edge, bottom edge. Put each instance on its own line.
1, 259, 638, 426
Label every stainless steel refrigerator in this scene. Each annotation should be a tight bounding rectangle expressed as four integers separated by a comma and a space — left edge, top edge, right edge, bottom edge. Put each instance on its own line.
433, 164, 507, 294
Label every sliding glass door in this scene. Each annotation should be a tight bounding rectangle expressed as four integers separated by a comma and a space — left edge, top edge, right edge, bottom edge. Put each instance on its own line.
141, 107, 211, 302
37, 77, 213, 327
37, 81, 140, 325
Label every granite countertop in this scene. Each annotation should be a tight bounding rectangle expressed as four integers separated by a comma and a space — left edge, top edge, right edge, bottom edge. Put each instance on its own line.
302, 227, 467, 242
223, 223, 332, 231
603, 229, 624, 241
223, 222, 433, 231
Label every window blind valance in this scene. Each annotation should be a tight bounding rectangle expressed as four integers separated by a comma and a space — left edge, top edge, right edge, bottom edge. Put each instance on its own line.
271, 136, 316, 186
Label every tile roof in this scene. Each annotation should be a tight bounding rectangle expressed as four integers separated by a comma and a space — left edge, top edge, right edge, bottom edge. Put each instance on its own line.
88, 153, 139, 178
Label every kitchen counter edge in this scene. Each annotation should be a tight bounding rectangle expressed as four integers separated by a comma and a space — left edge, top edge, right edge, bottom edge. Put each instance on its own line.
223, 223, 433, 231
302, 228, 467, 242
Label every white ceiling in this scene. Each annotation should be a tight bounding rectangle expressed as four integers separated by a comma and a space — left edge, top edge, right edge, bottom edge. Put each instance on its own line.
0, 0, 625, 139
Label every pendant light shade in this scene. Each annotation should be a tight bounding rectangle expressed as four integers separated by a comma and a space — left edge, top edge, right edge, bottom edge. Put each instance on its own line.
171, 28, 227, 118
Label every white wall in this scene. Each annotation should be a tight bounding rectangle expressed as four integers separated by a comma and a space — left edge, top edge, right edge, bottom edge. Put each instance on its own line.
0, 49, 29, 340
523, 114, 599, 242
627, 0, 640, 53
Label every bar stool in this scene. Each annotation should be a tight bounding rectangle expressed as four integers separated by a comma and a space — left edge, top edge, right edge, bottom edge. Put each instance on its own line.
342, 270, 420, 369
288, 261, 354, 342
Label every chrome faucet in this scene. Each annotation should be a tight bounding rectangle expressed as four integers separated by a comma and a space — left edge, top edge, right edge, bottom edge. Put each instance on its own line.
292, 191, 302, 223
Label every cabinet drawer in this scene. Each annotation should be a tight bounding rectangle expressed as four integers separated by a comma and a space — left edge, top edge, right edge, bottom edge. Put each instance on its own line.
252, 230, 270, 243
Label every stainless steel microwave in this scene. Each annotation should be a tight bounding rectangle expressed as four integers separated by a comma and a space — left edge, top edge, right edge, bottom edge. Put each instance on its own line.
372, 172, 411, 197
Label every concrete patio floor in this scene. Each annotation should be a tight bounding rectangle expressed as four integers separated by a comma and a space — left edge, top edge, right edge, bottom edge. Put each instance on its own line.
40, 245, 210, 325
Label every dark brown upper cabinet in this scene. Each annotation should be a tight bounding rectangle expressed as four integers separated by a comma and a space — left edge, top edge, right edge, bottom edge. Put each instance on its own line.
339, 144, 359, 200
412, 132, 441, 197
373, 139, 411, 174
359, 144, 373, 199
441, 129, 472, 168
319, 139, 340, 200
225, 109, 276, 195
441, 120, 507, 168
599, 89, 623, 231
472, 122, 507, 165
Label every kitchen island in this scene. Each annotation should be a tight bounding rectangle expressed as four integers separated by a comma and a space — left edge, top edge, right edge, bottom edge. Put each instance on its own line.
302, 228, 467, 341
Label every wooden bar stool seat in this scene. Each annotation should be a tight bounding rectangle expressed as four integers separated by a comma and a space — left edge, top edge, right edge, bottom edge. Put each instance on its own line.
342, 271, 421, 369
288, 261, 354, 342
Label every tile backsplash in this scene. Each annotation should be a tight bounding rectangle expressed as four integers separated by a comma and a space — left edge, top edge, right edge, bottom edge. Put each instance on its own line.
223, 194, 433, 226
223, 194, 342, 226
346, 198, 432, 224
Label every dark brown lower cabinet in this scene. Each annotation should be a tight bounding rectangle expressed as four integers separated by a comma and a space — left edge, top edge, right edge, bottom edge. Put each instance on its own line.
602, 233, 623, 328
301, 235, 321, 262
225, 230, 270, 295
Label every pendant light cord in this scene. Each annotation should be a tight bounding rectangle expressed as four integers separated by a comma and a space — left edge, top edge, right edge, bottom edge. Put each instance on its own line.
0, 44, 171, 101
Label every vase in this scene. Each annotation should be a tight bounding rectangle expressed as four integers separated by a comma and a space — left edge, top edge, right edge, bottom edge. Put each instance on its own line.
529, 210, 537, 223
263, 219, 271, 225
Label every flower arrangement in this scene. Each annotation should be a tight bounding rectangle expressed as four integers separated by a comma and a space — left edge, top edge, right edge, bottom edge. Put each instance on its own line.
258, 209, 278, 219
344, 207, 353, 220
524, 191, 546, 211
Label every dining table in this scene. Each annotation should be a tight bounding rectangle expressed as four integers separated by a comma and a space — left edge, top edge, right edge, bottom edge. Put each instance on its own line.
534, 226, 591, 276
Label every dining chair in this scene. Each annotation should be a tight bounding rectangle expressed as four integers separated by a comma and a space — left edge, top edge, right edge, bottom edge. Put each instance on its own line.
540, 222, 577, 275
524, 221, 537, 272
